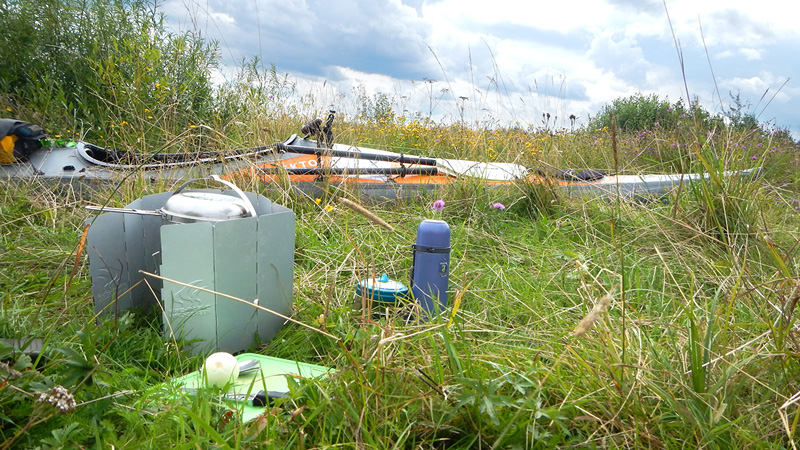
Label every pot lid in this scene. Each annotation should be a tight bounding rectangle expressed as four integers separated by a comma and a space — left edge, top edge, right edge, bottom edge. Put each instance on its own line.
162, 191, 251, 222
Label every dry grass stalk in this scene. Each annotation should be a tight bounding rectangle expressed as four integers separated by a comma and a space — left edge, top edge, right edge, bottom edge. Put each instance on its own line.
338, 197, 395, 231
572, 292, 613, 337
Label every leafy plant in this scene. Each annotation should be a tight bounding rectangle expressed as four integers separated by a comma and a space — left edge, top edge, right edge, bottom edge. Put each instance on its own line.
0, 0, 219, 147
588, 92, 706, 132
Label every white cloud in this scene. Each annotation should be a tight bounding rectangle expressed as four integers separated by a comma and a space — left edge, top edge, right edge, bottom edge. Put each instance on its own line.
423, 0, 615, 33
723, 74, 779, 99
655, 0, 800, 48
159, 0, 799, 136
739, 48, 762, 60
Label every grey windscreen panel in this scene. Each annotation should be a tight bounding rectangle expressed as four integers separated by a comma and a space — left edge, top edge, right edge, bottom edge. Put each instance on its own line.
86, 212, 130, 317
256, 206, 294, 343
135, 191, 174, 304
122, 195, 166, 310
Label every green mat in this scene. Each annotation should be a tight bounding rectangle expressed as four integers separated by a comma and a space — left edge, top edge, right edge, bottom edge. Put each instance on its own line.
173, 353, 331, 422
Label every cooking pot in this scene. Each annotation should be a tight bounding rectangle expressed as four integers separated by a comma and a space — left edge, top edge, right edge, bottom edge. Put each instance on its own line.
86, 175, 257, 223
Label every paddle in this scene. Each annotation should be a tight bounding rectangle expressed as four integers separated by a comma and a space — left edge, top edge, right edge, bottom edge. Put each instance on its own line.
277, 141, 530, 182
76, 137, 531, 181
275, 142, 437, 166
255, 166, 440, 176
290, 111, 529, 181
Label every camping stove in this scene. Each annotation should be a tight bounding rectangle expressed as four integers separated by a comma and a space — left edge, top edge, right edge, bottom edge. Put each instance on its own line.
85, 180, 295, 355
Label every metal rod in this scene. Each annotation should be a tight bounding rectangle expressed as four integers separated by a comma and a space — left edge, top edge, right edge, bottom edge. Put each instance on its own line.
276, 143, 439, 166
85, 205, 162, 216
256, 166, 440, 176
139, 270, 342, 342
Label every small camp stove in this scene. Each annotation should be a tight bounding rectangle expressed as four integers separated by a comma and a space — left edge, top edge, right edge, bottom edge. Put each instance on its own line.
85, 176, 295, 355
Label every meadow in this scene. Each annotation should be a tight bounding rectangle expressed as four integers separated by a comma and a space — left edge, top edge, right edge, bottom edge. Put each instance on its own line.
2, 1, 800, 448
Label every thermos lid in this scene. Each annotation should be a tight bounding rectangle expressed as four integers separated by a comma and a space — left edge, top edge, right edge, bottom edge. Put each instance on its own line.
416, 219, 450, 248
356, 274, 409, 304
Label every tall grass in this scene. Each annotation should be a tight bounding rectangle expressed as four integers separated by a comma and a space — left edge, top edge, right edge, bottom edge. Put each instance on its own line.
2, 1, 800, 448
2, 139, 799, 448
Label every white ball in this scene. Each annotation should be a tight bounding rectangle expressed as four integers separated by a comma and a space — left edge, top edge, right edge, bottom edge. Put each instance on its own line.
203, 352, 240, 388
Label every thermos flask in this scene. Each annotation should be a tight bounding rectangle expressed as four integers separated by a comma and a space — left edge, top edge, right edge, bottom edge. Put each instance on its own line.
410, 219, 450, 317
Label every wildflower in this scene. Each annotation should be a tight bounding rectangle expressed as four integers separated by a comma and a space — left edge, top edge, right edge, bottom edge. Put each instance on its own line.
315, 198, 322, 204
432, 200, 445, 212
120, 121, 128, 126
491, 202, 505, 210
325, 205, 333, 212
5, 107, 11, 112
35, 386, 77, 413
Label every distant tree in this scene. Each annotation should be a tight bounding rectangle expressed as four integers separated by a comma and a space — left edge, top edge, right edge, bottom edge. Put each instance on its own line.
588, 92, 708, 132
722, 92, 760, 131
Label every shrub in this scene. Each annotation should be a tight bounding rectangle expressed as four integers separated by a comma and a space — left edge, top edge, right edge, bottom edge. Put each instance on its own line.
0, 0, 219, 146
588, 92, 708, 132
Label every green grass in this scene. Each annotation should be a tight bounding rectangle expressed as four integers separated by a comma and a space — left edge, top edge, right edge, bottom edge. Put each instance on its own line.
2, 1, 800, 447
2, 160, 799, 448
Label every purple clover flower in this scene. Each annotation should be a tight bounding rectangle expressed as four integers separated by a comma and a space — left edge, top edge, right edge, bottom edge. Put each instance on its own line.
432, 200, 445, 212
491, 202, 506, 210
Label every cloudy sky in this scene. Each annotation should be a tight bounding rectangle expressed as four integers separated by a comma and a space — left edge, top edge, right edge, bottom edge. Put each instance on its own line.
162, 0, 798, 137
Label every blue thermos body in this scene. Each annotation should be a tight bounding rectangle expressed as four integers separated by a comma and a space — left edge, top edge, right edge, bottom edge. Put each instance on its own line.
411, 219, 450, 316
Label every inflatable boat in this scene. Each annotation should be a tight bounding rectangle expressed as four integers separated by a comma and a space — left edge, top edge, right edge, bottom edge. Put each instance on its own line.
0, 115, 761, 199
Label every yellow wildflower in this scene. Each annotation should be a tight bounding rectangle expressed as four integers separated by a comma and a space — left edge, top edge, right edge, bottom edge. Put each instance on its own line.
325, 205, 333, 212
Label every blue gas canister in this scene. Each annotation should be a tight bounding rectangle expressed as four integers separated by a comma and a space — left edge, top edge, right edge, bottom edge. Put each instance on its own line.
356, 273, 409, 305
411, 219, 450, 317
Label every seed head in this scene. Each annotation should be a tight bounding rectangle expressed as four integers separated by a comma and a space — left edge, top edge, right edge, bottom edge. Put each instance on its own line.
36, 385, 77, 413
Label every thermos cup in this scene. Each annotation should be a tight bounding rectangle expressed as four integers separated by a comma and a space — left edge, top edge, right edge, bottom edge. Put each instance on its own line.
410, 219, 450, 317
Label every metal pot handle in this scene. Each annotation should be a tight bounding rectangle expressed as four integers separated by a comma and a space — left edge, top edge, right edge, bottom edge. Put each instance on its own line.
171, 175, 258, 218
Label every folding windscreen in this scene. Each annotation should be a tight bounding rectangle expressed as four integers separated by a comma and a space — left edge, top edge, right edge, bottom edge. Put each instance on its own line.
86, 189, 294, 355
